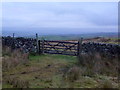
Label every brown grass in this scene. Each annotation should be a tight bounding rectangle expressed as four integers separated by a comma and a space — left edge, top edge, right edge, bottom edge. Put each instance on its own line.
2, 46, 29, 71
2, 46, 11, 56
64, 66, 81, 82
2, 46, 119, 88
4, 76, 29, 88
78, 52, 119, 77
97, 79, 115, 88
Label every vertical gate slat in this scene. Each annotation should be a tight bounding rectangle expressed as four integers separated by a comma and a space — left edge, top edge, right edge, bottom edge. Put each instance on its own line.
38, 40, 41, 54
42, 39, 44, 54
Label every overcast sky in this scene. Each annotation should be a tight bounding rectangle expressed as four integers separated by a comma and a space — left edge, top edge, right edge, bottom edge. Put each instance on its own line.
2, 2, 118, 35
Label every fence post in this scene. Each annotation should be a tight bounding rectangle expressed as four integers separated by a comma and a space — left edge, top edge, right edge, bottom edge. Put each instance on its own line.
38, 40, 41, 54
36, 33, 39, 53
77, 37, 83, 64
12, 33, 15, 49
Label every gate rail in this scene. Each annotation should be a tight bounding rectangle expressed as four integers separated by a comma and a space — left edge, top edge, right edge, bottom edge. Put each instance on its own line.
38, 39, 83, 56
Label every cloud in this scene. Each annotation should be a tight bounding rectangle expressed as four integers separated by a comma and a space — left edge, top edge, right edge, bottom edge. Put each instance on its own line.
2, 2, 118, 33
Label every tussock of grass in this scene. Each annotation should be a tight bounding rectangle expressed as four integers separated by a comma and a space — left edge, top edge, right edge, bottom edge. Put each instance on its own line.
64, 66, 81, 82
97, 79, 116, 88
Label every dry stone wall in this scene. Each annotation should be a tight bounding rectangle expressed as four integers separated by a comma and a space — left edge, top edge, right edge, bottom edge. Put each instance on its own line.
2, 36, 37, 53
2, 36, 120, 57
82, 42, 120, 57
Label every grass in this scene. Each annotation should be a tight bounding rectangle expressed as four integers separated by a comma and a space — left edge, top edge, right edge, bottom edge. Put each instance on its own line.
3, 53, 78, 88
2, 47, 119, 88
99, 38, 119, 44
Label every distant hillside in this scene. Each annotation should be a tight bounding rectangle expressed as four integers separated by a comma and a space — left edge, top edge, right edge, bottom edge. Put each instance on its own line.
2, 32, 118, 40
38, 32, 118, 40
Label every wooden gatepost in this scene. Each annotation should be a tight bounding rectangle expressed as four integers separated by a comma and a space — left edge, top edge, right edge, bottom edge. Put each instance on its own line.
36, 33, 39, 54
12, 33, 15, 49
38, 37, 45, 55
77, 37, 83, 64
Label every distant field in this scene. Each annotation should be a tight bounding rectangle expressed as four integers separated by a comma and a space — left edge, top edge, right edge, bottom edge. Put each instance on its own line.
83, 37, 119, 44
37, 32, 118, 41
35, 32, 119, 44
42, 37, 119, 44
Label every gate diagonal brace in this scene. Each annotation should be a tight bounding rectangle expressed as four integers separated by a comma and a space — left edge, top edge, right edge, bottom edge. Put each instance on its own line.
61, 43, 77, 53
45, 41, 59, 53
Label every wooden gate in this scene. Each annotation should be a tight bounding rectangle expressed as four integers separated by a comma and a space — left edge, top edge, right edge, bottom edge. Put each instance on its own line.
38, 39, 82, 56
